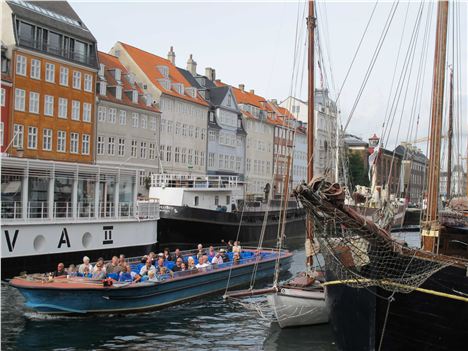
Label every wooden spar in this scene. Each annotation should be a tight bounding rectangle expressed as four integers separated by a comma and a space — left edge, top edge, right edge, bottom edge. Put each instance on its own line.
446, 66, 454, 202
223, 286, 277, 299
306, 0, 316, 265
280, 154, 292, 238
423, 0, 449, 252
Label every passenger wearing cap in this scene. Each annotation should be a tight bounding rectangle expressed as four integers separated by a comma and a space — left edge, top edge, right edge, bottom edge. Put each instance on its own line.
78, 256, 93, 274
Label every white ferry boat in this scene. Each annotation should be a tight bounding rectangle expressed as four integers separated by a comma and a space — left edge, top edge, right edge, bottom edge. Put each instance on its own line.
1, 157, 159, 279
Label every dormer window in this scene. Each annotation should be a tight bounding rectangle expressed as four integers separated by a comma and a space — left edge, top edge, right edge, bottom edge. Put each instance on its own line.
99, 63, 105, 77
172, 83, 184, 95
227, 94, 232, 106
132, 90, 138, 103
186, 87, 197, 98
126, 72, 135, 85
116, 85, 122, 100
99, 81, 107, 96
145, 93, 152, 107
114, 68, 121, 82
158, 78, 171, 90
157, 65, 169, 78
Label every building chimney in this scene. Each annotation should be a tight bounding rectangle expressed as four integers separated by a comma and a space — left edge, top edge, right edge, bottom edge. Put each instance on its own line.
205, 67, 215, 81
249, 89, 255, 95
239, 84, 245, 92
187, 54, 197, 76
168, 46, 175, 65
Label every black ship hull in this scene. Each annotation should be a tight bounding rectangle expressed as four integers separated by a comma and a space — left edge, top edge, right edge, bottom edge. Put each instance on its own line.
326, 264, 468, 350
1, 243, 155, 280
156, 205, 306, 249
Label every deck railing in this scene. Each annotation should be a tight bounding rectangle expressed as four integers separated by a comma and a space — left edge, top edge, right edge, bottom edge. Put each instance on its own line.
151, 174, 240, 189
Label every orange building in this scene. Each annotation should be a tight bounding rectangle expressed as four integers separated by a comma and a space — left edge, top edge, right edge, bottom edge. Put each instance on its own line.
2, 0, 98, 163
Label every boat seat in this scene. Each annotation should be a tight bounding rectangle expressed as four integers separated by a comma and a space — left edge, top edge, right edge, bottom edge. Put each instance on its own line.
107, 273, 119, 280
165, 261, 175, 270
133, 263, 144, 274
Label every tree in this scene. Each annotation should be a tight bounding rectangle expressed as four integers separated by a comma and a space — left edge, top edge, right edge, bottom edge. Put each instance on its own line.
348, 151, 370, 187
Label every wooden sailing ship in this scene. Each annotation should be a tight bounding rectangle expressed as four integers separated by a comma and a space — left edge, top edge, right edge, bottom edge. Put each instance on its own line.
294, 0, 468, 349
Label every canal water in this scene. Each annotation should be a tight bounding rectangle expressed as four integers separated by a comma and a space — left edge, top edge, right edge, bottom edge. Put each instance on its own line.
1, 232, 419, 350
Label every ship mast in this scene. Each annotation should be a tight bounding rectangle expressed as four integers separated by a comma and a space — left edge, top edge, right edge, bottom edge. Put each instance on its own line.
422, 0, 449, 252
306, 0, 316, 266
446, 66, 454, 203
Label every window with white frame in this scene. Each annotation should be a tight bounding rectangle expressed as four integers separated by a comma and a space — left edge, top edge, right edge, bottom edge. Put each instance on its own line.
43, 128, 52, 151
99, 81, 106, 95
160, 145, 165, 161
149, 143, 156, 159
140, 142, 147, 159
71, 100, 80, 120
182, 124, 187, 136
30, 59, 41, 79
97, 136, 104, 155
140, 115, 147, 129
83, 103, 91, 122
175, 122, 181, 135
119, 110, 126, 125
150, 116, 156, 130
108, 108, 116, 124
181, 147, 186, 163
167, 121, 173, 133
116, 85, 122, 100
200, 151, 205, 166
45, 63, 55, 83
188, 149, 193, 164
218, 154, 223, 169
208, 152, 215, 167
194, 150, 199, 165
132, 113, 139, 128
174, 146, 180, 162
118, 138, 125, 156
166, 145, 171, 162
107, 136, 115, 155
82, 134, 90, 155
44, 95, 54, 116
13, 124, 24, 148
29, 92, 39, 114
72, 71, 81, 89
188, 125, 194, 137
195, 127, 199, 139
201, 128, 206, 140
58, 98, 68, 118
16, 55, 26, 76
15, 88, 26, 111
132, 90, 138, 103
27, 126, 37, 149
131, 140, 137, 157
98, 106, 106, 122
60, 67, 68, 86
70, 132, 79, 154
84, 74, 93, 92
57, 130, 66, 152
1, 88, 5, 106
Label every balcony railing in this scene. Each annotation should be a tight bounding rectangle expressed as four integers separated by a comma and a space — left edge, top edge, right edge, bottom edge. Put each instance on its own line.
1, 200, 159, 222
17, 38, 97, 67
152, 174, 240, 189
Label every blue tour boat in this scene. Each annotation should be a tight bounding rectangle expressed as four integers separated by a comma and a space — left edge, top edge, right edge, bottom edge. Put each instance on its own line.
10, 248, 292, 314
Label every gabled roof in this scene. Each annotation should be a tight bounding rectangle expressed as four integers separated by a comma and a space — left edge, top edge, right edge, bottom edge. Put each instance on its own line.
215, 80, 267, 109
118, 42, 208, 107
6, 0, 96, 42
98, 51, 160, 113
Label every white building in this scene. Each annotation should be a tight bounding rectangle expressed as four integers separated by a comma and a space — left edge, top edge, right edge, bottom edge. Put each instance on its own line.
292, 124, 307, 187
96, 52, 161, 197
110, 43, 209, 175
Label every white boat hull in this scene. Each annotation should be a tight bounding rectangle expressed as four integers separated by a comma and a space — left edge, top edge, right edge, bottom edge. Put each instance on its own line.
267, 287, 329, 328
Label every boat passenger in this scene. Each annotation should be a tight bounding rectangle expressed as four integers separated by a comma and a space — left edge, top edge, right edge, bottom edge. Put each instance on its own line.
219, 248, 229, 262
53, 263, 67, 277
82, 266, 92, 278
180, 262, 187, 271
147, 270, 159, 282
119, 265, 141, 283
163, 248, 173, 261
78, 256, 93, 274
140, 258, 156, 276
67, 264, 78, 277
93, 257, 106, 273
172, 258, 183, 272
155, 258, 165, 274
92, 261, 107, 280
196, 244, 205, 260
187, 257, 196, 270
141, 255, 148, 264
118, 254, 126, 265
105, 256, 123, 274
174, 248, 183, 262
196, 255, 210, 270
233, 252, 241, 265
158, 266, 173, 280
211, 252, 223, 265
233, 241, 242, 254
208, 246, 216, 260
226, 240, 234, 252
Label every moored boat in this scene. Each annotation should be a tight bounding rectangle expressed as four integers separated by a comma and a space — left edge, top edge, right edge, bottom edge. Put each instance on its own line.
10, 248, 292, 314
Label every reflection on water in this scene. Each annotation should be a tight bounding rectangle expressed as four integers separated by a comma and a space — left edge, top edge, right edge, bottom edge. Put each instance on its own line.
1, 239, 337, 351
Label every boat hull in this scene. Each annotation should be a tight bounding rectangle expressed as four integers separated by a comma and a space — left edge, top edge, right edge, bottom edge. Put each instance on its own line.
326, 264, 468, 350
157, 205, 306, 248
268, 288, 329, 328
11, 253, 292, 314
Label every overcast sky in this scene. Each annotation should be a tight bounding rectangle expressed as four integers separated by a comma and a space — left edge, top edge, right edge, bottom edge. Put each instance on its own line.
72, 0, 467, 165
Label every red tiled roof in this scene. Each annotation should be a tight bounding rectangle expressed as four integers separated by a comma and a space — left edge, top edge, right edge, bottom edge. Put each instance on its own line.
118, 42, 208, 107
98, 51, 160, 113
